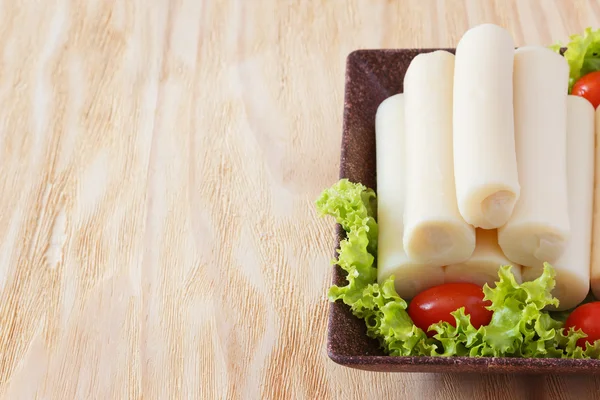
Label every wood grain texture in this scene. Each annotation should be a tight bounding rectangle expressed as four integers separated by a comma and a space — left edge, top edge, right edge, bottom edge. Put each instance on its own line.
0, 0, 599, 399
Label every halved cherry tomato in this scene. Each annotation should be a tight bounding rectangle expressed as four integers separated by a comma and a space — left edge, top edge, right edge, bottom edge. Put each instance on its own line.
407, 283, 492, 337
571, 71, 600, 109
564, 302, 600, 347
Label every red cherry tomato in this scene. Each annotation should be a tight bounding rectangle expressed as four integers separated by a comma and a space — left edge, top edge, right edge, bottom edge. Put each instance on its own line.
572, 71, 600, 109
564, 302, 600, 347
407, 283, 492, 337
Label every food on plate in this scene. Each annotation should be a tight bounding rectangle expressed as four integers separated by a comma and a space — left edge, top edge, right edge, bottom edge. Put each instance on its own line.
497, 46, 570, 268
375, 94, 445, 299
565, 302, 600, 348
452, 24, 520, 229
316, 182, 599, 357
407, 282, 492, 337
402, 50, 476, 265
445, 229, 522, 288
522, 95, 594, 311
316, 25, 600, 359
571, 71, 600, 109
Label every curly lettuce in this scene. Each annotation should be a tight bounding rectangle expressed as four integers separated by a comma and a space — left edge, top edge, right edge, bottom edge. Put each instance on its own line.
316, 179, 431, 355
430, 264, 573, 357
551, 27, 600, 92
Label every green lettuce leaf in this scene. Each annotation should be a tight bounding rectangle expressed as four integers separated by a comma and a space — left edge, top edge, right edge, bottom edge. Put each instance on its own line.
361, 276, 436, 356
316, 179, 430, 356
429, 264, 597, 358
551, 27, 600, 92
583, 340, 600, 358
327, 226, 377, 308
315, 178, 378, 253
557, 327, 589, 358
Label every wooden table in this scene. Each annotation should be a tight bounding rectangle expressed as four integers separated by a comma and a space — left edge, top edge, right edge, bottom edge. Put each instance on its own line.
0, 0, 599, 398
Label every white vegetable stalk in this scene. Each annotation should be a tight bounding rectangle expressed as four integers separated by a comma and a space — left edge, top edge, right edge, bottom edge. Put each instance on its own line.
375, 94, 445, 299
453, 24, 521, 229
498, 46, 570, 269
402, 50, 476, 266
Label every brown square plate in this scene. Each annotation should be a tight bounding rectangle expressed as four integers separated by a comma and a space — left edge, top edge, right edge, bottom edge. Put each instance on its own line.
328, 48, 600, 373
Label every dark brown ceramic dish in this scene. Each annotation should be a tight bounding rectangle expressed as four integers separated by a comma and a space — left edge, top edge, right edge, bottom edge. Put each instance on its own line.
328, 48, 600, 373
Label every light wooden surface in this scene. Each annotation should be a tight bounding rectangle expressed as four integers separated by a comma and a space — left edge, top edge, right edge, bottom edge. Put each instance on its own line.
0, 0, 599, 399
